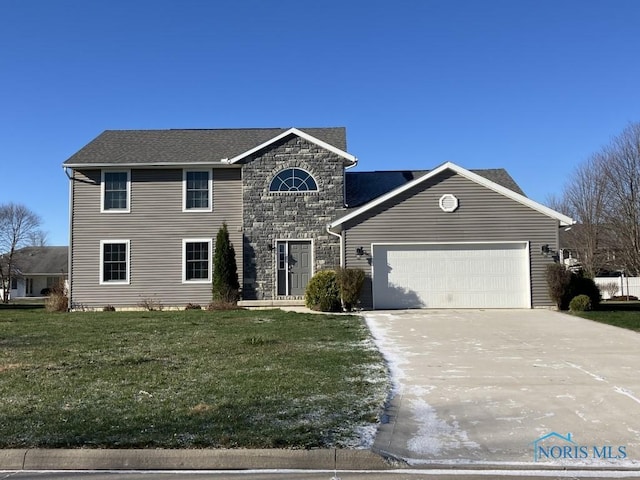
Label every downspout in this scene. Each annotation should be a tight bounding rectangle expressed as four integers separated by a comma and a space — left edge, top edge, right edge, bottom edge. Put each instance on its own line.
332, 156, 357, 268
326, 224, 344, 268
63, 166, 73, 310
343, 156, 358, 208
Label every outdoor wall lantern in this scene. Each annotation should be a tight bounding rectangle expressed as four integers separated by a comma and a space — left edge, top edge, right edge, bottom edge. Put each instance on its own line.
267, 243, 274, 251
356, 246, 365, 258
541, 244, 551, 255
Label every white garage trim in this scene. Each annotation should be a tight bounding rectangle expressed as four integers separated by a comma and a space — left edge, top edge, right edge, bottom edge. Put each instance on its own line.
372, 241, 531, 309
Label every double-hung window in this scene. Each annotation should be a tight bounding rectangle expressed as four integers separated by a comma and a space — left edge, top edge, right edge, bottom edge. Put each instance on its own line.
100, 240, 130, 284
183, 239, 211, 282
183, 170, 212, 211
102, 171, 130, 212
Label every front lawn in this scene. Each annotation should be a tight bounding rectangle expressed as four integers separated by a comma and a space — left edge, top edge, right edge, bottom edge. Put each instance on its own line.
0, 309, 389, 449
574, 308, 640, 332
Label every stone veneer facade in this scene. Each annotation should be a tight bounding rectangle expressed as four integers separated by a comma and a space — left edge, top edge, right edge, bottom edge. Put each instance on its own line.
240, 135, 347, 300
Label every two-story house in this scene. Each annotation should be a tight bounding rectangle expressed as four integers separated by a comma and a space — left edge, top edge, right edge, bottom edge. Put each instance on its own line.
64, 127, 572, 310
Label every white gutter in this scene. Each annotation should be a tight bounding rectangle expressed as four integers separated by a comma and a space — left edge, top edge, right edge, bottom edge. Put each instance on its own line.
326, 224, 345, 268
63, 161, 236, 168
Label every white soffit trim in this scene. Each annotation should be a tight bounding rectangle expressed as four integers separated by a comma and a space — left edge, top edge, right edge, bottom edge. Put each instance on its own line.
329, 161, 574, 231
226, 128, 357, 165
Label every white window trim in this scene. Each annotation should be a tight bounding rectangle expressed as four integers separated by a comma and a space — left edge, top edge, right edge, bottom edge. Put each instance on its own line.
269, 167, 319, 193
182, 169, 213, 212
99, 240, 130, 285
101, 170, 131, 213
274, 238, 314, 296
182, 238, 212, 284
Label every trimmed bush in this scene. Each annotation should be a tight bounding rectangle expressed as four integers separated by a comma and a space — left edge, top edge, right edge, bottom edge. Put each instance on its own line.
212, 223, 240, 304
546, 264, 601, 310
335, 267, 365, 311
568, 274, 601, 310
305, 270, 341, 312
569, 294, 592, 312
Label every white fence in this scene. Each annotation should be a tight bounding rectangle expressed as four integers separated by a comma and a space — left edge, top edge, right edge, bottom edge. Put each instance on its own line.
595, 277, 640, 299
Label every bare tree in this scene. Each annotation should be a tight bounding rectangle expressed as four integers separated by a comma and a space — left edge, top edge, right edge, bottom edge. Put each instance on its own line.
600, 123, 640, 275
553, 154, 608, 277
555, 122, 640, 278
0, 203, 43, 303
27, 229, 48, 247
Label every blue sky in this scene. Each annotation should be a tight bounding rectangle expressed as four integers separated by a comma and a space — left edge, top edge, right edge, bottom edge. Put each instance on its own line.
2, 0, 640, 246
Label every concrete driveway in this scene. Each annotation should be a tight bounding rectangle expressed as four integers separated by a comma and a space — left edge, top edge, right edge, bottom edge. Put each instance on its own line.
365, 309, 640, 467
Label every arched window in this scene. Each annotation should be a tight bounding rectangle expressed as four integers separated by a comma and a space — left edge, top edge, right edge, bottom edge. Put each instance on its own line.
269, 168, 318, 192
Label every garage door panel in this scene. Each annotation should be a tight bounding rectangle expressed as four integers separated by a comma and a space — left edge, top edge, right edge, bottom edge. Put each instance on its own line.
373, 243, 530, 309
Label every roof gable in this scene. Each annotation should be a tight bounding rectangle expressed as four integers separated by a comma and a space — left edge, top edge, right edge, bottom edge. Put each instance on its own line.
345, 168, 524, 208
63, 127, 353, 167
225, 128, 356, 165
330, 161, 573, 231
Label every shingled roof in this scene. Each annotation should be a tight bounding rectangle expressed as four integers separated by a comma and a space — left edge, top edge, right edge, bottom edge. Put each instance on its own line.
346, 168, 525, 207
7, 246, 68, 275
63, 128, 348, 166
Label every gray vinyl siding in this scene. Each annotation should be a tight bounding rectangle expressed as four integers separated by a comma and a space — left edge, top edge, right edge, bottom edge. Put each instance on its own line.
342, 170, 559, 308
70, 167, 242, 308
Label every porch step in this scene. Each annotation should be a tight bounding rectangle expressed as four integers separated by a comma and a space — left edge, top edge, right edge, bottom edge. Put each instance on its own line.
238, 299, 305, 308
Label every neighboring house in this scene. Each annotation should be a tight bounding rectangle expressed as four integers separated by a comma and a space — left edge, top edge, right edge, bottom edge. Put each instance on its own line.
1, 246, 68, 299
559, 224, 630, 276
63, 127, 572, 310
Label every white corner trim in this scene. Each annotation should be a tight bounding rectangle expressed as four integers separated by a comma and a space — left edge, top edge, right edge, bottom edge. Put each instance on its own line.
226, 128, 357, 165
329, 161, 574, 231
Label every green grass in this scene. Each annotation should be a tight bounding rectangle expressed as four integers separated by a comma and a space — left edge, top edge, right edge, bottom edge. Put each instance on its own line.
0, 309, 389, 449
575, 309, 640, 332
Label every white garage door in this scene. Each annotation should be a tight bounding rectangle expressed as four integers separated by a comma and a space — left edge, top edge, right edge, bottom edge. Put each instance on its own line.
372, 242, 530, 309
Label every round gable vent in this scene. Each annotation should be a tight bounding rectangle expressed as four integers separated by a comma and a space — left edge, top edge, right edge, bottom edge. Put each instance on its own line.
439, 194, 459, 212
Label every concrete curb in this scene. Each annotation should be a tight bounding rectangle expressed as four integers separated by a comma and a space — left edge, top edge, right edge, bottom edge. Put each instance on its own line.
1, 448, 392, 471
0, 450, 26, 470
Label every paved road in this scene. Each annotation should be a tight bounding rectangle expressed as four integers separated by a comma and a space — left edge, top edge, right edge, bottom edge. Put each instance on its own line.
366, 309, 640, 467
3, 470, 640, 480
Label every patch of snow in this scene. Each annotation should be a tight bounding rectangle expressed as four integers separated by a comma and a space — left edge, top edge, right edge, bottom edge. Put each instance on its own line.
346, 423, 378, 448
565, 361, 607, 382
364, 314, 408, 395
406, 397, 480, 456
614, 386, 640, 405
534, 412, 555, 420
495, 416, 526, 423
556, 393, 576, 399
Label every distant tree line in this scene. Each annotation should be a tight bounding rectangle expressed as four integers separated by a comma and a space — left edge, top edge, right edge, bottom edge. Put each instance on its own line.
549, 122, 640, 277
